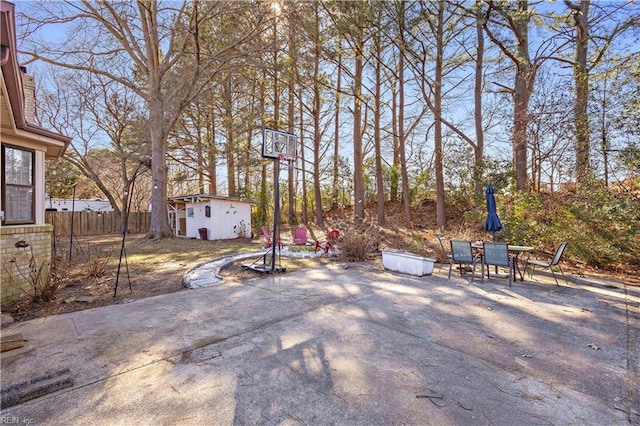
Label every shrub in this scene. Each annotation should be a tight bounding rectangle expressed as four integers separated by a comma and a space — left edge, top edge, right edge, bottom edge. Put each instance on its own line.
339, 231, 372, 262
84, 248, 111, 278
499, 182, 640, 270
4, 246, 64, 303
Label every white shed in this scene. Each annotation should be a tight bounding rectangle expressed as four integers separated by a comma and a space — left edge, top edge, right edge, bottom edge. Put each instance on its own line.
167, 194, 256, 240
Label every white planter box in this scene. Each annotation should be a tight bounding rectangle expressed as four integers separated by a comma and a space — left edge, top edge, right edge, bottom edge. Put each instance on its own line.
382, 250, 436, 276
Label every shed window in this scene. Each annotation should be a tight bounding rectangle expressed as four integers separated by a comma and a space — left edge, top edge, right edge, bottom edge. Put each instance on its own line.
1, 145, 35, 225
205, 205, 211, 217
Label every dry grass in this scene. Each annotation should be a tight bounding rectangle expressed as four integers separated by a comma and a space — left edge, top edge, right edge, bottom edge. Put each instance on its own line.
2, 234, 343, 321
2, 235, 267, 321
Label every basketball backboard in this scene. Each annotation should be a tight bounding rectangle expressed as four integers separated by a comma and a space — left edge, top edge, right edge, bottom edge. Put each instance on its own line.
262, 128, 297, 159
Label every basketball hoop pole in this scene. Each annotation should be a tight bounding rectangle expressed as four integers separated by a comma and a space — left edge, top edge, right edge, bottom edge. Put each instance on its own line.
271, 158, 280, 272
259, 128, 297, 273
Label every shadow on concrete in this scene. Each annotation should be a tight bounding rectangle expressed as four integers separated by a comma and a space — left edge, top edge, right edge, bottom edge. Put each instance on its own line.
1, 261, 637, 424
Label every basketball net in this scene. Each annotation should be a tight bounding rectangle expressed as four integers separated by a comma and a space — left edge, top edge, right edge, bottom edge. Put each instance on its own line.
278, 153, 297, 172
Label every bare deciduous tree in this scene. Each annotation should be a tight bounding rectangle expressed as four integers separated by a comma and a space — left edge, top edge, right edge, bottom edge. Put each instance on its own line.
20, 0, 265, 238
37, 71, 150, 226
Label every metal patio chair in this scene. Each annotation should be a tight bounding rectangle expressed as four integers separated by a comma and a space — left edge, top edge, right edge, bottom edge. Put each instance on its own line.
448, 240, 481, 280
481, 242, 513, 287
526, 242, 569, 286
436, 235, 453, 270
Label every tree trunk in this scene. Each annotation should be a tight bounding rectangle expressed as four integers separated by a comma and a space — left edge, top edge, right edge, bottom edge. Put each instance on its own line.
196, 123, 205, 193
572, 0, 591, 187
258, 164, 268, 228
434, 0, 446, 230
313, 102, 323, 226
313, 3, 324, 226
207, 109, 217, 194
142, 2, 172, 239
353, 37, 365, 221
287, 16, 297, 224
332, 50, 342, 211
474, 1, 485, 197
512, 1, 533, 192
373, 15, 385, 226
148, 85, 172, 238
223, 77, 236, 197
600, 78, 609, 187
244, 128, 253, 196
484, 0, 537, 193
299, 87, 308, 223
398, 2, 412, 225
390, 84, 399, 203
513, 64, 534, 192
258, 69, 267, 228
244, 84, 257, 196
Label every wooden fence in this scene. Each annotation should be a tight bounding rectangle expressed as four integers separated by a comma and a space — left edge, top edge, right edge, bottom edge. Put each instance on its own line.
45, 211, 151, 237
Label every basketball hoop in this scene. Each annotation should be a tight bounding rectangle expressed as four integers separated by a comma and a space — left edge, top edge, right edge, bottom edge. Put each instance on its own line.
278, 153, 297, 171
262, 128, 297, 160
278, 153, 297, 163
257, 129, 298, 274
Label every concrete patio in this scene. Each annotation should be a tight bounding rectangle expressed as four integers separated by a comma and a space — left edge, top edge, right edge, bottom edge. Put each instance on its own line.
1, 260, 638, 425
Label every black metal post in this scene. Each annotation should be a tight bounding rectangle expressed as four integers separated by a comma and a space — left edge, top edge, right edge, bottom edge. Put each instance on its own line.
114, 164, 143, 297
68, 184, 76, 262
271, 159, 280, 272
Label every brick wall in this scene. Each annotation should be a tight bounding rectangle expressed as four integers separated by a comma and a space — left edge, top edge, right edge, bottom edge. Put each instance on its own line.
1, 224, 53, 303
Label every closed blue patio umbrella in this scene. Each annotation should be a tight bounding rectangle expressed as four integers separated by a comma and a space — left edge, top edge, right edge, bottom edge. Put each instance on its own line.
485, 185, 502, 241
